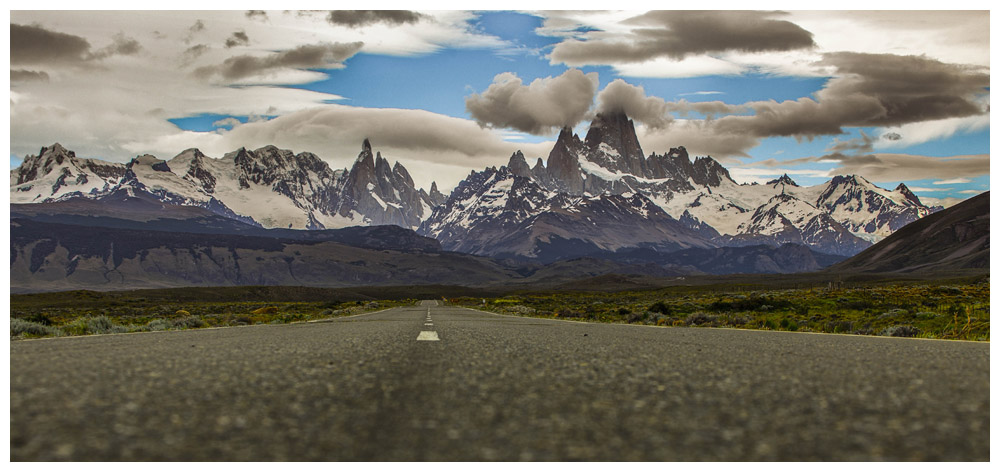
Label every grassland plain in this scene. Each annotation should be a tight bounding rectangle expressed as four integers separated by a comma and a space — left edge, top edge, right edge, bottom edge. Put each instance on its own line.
454, 277, 990, 341
10, 278, 990, 341
9, 285, 425, 340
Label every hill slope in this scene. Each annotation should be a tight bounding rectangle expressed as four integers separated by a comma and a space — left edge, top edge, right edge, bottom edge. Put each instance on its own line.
827, 192, 988, 273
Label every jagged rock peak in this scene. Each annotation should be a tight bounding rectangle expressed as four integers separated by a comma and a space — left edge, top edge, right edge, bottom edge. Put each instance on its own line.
40, 142, 72, 157
895, 183, 922, 205
767, 173, 798, 187
362, 138, 372, 153
507, 151, 532, 178
585, 111, 644, 162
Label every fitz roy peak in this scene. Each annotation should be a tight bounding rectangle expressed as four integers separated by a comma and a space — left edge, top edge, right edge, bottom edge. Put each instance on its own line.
10, 141, 442, 230
419, 111, 935, 258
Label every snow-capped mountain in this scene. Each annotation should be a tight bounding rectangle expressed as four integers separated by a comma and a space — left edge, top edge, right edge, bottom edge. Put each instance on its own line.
421, 111, 935, 257
419, 163, 711, 261
11, 143, 127, 203
10, 141, 442, 230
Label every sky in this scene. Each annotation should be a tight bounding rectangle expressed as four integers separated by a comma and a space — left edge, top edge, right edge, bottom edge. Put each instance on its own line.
8, 6, 992, 207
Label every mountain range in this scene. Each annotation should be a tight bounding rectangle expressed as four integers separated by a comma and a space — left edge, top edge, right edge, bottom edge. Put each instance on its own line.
11, 112, 936, 260
11, 140, 445, 231
11, 110, 959, 292
419, 112, 935, 258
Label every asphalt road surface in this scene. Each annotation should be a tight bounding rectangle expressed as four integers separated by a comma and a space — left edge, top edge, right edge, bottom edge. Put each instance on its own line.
10, 301, 989, 461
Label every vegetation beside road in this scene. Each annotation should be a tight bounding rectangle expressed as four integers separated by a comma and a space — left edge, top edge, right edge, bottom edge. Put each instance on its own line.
454, 278, 990, 341
11, 277, 990, 341
10, 286, 416, 339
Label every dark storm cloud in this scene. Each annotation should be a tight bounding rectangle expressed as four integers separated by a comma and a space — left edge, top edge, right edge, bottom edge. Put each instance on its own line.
818, 52, 989, 126
465, 69, 599, 135
246, 10, 268, 22
596, 79, 672, 129
11, 23, 92, 65
11, 24, 141, 65
11, 69, 50, 82
550, 10, 815, 65
92, 33, 142, 59
225, 31, 250, 48
708, 53, 989, 141
194, 41, 364, 81
326, 10, 425, 28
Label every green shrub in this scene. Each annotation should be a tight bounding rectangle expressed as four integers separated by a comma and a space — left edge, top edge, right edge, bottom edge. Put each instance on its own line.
626, 311, 646, 323
11, 318, 63, 338
685, 312, 717, 326
172, 316, 207, 329
146, 319, 170, 331
880, 325, 920, 337
648, 301, 672, 315
763, 319, 779, 330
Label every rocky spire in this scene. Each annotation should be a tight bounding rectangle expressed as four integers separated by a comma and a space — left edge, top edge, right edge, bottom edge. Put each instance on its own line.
507, 150, 532, 178
545, 127, 585, 194
584, 111, 646, 176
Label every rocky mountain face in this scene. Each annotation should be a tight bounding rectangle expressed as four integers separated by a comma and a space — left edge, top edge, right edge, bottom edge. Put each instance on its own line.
420, 111, 935, 258
10, 141, 443, 230
827, 191, 989, 273
10, 143, 127, 202
419, 164, 712, 261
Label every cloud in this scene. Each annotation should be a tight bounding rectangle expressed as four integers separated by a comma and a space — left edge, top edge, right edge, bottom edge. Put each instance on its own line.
11, 69, 50, 83
663, 99, 746, 119
679, 91, 723, 96
636, 120, 761, 159
92, 33, 142, 59
874, 113, 990, 149
184, 19, 205, 44
667, 52, 992, 153
933, 178, 971, 185
11, 23, 142, 68
465, 69, 599, 135
11, 23, 92, 65
804, 152, 989, 182
122, 104, 556, 191
181, 44, 210, 64
194, 41, 364, 81
224, 31, 250, 48
596, 79, 672, 129
550, 11, 814, 66
918, 196, 967, 208
825, 131, 875, 153
726, 167, 832, 185
246, 11, 268, 22
326, 10, 425, 28
212, 117, 242, 129
817, 52, 988, 127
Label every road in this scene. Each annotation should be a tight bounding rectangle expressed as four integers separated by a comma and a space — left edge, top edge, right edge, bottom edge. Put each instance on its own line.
10, 301, 989, 461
